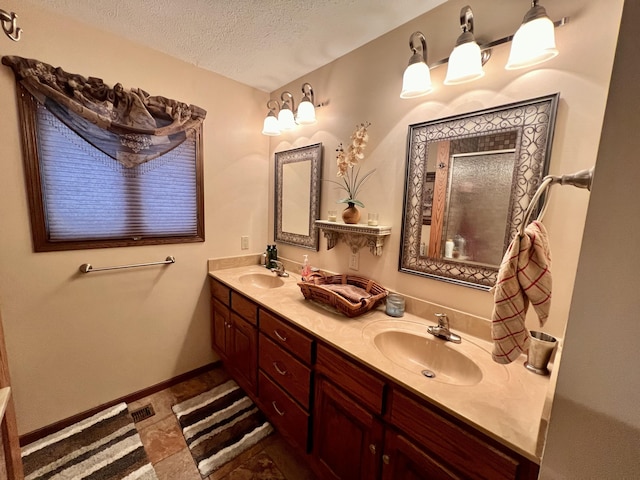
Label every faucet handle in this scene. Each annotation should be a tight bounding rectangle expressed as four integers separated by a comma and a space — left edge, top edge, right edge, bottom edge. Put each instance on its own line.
434, 313, 449, 328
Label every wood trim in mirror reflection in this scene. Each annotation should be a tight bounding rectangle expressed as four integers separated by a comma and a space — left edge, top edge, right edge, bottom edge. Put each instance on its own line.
428, 142, 450, 258
399, 93, 559, 290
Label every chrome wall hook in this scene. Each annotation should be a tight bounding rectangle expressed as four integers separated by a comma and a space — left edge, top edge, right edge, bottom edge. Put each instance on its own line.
1, 9, 22, 42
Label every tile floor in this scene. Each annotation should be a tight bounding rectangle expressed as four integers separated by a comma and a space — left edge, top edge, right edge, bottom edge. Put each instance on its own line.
128, 367, 318, 480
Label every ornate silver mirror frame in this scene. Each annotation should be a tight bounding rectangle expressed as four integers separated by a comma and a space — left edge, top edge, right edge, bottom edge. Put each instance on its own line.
275, 143, 323, 250
399, 94, 559, 290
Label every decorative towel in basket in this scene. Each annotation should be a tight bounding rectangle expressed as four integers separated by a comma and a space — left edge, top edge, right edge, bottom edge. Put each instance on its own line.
297, 273, 388, 317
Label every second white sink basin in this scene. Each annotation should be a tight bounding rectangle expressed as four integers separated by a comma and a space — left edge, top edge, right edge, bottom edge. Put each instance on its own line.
373, 330, 482, 386
363, 319, 508, 386
238, 273, 284, 289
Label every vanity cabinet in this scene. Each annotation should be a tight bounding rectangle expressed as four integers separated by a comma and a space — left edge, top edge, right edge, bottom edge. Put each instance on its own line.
210, 279, 258, 396
208, 277, 540, 480
313, 343, 385, 480
257, 308, 314, 452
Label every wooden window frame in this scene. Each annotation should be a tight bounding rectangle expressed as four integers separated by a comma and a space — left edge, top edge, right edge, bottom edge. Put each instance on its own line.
14, 84, 205, 252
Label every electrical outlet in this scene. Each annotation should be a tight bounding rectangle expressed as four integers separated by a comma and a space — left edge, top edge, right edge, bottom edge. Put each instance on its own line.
349, 252, 359, 270
241, 235, 249, 250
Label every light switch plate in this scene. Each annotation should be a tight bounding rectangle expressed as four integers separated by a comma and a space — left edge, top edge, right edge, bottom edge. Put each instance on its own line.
241, 236, 249, 250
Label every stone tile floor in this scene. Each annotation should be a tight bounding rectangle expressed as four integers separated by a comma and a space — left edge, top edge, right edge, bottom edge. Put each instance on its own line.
128, 367, 318, 480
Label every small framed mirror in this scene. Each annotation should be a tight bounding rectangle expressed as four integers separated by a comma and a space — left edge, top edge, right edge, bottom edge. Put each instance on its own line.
400, 94, 559, 290
275, 143, 323, 250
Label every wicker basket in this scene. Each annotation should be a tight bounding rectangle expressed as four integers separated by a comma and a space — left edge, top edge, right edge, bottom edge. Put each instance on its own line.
297, 274, 388, 318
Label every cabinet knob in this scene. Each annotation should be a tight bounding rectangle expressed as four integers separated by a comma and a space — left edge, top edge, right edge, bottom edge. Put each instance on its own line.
382, 454, 390, 465
369, 444, 376, 455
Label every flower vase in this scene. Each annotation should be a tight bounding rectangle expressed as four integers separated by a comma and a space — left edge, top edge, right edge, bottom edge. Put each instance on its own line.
342, 203, 361, 224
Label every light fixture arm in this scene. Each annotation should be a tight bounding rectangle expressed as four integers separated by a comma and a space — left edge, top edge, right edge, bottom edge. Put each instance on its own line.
301, 82, 314, 105
0, 9, 22, 41
408, 31, 428, 66
266, 99, 280, 114
460, 5, 474, 34
280, 91, 295, 112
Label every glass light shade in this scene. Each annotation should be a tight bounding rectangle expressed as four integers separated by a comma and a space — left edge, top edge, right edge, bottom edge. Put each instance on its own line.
277, 107, 296, 130
444, 40, 485, 85
261, 113, 281, 136
506, 16, 558, 70
400, 61, 432, 99
296, 99, 316, 125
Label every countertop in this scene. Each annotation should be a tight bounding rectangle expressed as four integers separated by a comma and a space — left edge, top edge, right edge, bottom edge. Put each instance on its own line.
208, 263, 558, 463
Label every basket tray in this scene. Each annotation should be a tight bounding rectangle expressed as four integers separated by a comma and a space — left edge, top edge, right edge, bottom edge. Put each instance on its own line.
297, 274, 388, 318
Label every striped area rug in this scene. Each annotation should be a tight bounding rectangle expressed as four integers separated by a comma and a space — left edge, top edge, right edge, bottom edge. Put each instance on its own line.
21, 403, 157, 480
172, 379, 273, 478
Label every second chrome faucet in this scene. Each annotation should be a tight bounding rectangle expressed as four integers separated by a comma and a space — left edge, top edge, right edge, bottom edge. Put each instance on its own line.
427, 313, 461, 343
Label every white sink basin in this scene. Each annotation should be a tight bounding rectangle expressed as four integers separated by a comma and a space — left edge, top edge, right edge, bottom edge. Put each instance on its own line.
238, 273, 284, 289
373, 330, 482, 386
363, 319, 508, 386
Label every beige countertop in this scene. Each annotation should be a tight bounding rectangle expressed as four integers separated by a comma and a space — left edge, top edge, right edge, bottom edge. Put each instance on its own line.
208, 262, 558, 463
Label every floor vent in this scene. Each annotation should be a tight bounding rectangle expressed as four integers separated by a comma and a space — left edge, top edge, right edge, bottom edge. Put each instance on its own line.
130, 404, 155, 423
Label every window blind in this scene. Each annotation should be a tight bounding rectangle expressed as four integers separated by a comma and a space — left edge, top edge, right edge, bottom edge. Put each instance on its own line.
36, 104, 198, 242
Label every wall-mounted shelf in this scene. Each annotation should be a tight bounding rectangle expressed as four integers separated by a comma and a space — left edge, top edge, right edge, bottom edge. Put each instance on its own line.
315, 220, 392, 256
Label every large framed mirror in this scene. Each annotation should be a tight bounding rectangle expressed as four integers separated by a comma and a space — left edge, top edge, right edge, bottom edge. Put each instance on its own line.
399, 94, 559, 290
275, 143, 323, 250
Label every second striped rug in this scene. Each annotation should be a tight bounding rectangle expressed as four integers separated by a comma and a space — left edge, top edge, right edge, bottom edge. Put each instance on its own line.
172, 379, 273, 478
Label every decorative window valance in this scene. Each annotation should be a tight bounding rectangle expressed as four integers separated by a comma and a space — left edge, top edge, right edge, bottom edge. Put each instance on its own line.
2, 55, 207, 167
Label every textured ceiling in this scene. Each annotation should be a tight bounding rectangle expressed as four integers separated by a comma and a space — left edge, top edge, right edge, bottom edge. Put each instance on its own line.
23, 0, 447, 92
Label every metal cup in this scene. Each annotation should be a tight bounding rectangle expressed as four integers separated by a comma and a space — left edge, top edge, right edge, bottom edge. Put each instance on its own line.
525, 331, 557, 375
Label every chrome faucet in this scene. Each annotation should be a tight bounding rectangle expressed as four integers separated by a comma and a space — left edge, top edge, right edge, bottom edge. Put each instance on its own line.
270, 260, 289, 277
427, 313, 461, 343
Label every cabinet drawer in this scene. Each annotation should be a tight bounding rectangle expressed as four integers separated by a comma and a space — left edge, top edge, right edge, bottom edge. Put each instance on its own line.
316, 343, 385, 415
390, 389, 520, 480
259, 371, 310, 452
259, 309, 313, 364
209, 278, 230, 306
259, 334, 311, 409
231, 291, 258, 325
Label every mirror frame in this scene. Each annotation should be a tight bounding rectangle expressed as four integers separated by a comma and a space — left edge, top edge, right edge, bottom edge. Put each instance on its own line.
399, 93, 560, 290
275, 143, 323, 250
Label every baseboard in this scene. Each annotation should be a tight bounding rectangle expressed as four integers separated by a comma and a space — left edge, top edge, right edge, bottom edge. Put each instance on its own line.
19, 361, 222, 447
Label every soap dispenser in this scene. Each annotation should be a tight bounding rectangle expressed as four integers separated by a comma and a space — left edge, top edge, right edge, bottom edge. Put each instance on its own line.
301, 255, 311, 279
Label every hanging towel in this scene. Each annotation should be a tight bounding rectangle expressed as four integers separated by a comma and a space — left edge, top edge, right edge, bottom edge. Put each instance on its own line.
491, 220, 552, 364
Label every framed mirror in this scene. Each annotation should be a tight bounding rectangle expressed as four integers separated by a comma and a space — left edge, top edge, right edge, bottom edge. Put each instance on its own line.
275, 143, 323, 250
399, 94, 559, 290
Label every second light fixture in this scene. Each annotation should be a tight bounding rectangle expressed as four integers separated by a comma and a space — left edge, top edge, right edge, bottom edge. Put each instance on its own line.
262, 82, 317, 136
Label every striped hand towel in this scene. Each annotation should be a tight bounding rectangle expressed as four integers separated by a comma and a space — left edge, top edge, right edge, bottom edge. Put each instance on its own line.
491, 221, 552, 364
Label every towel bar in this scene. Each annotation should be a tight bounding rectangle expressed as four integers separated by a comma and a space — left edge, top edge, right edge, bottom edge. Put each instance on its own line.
79, 256, 175, 274
519, 167, 594, 235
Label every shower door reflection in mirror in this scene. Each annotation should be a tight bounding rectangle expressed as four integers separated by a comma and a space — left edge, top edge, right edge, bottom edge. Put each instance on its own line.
400, 94, 559, 290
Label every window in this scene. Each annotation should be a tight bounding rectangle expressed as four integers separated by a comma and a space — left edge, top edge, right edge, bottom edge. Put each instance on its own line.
16, 84, 204, 251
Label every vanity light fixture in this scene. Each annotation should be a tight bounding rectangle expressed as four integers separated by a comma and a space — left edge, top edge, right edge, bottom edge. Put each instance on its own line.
400, 31, 433, 99
444, 6, 489, 85
261, 82, 320, 135
1, 8, 22, 41
506, 0, 558, 70
400, 1, 567, 98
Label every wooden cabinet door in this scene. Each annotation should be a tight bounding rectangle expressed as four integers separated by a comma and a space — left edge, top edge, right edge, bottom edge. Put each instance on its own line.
382, 430, 459, 480
229, 312, 257, 396
211, 298, 229, 359
313, 377, 383, 480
